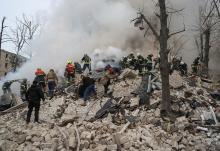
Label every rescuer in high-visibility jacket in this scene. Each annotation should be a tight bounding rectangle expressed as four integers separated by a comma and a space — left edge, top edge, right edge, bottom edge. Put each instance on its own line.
65, 60, 75, 83
81, 54, 91, 71
34, 68, 46, 91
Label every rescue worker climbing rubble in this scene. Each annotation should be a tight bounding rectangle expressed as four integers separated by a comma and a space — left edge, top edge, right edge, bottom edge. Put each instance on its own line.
46, 69, 58, 98
34, 68, 46, 92
81, 54, 91, 71
79, 73, 96, 106
65, 60, 75, 83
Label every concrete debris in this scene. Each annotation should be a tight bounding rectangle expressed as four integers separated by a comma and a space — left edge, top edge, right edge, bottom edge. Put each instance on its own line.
118, 68, 138, 79
0, 69, 220, 151
169, 71, 183, 89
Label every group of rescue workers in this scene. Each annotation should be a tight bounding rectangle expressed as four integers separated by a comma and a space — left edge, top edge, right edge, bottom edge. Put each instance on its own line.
1, 53, 202, 124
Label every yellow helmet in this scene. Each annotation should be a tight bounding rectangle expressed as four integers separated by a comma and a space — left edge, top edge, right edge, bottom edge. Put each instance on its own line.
67, 59, 72, 64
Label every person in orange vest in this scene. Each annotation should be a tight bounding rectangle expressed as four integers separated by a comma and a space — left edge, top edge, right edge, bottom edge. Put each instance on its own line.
65, 60, 75, 83
34, 68, 46, 91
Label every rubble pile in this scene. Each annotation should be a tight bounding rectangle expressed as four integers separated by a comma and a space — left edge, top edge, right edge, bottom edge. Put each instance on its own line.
0, 70, 220, 151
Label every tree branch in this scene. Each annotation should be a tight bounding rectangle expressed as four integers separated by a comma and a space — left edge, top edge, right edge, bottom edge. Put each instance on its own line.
139, 13, 160, 40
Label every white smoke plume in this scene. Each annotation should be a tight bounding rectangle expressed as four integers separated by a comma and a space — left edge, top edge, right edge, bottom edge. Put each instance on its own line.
2, 0, 219, 94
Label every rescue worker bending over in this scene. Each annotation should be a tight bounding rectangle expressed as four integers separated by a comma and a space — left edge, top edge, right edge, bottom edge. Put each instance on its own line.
34, 68, 46, 92
2, 80, 17, 94
81, 54, 91, 71
65, 60, 75, 83
46, 69, 58, 98
79, 73, 96, 106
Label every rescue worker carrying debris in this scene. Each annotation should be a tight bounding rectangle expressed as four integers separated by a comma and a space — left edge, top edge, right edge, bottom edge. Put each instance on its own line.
26, 80, 45, 124
81, 54, 91, 71
65, 60, 75, 83
2, 80, 17, 94
79, 73, 96, 106
46, 69, 58, 98
34, 68, 46, 92
20, 79, 28, 101
191, 57, 200, 74
146, 54, 153, 71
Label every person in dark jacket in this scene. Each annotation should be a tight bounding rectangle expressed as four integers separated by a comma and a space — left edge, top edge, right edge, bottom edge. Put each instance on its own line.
26, 80, 45, 124
79, 74, 96, 106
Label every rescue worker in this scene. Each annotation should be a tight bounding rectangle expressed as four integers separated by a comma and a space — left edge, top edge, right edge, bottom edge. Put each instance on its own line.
146, 54, 153, 71
127, 53, 136, 69
26, 80, 45, 124
102, 64, 118, 95
34, 68, 46, 91
171, 57, 181, 72
79, 73, 96, 106
179, 61, 188, 76
20, 79, 28, 101
74, 62, 82, 74
136, 54, 145, 75
191, 57, 200, 74
2, 80, 18, 94
81, 54, 91, 71
46, 69, 58, 98
153, 56, 160, 69
65, 60, 75, 83
119, 56, 129, 69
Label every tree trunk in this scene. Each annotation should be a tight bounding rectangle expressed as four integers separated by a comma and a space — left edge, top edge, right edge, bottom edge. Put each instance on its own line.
0, 17, 6, 59
159, 0, 171, 114
204, 29, 210, 69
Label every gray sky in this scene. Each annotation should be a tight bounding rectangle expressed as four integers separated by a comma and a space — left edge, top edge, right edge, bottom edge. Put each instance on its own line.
0, 0, 56, 51
0, 0, 54, 23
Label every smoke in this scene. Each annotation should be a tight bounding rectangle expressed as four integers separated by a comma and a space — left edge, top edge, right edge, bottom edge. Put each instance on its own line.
3, 0, 149, 81
1, 0, 219, 94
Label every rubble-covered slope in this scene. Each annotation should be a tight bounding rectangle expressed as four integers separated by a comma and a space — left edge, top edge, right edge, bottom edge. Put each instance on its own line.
0, 71, 220, 151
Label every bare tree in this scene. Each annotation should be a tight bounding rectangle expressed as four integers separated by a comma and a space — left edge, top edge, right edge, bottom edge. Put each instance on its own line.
132, 0, 185, 116
0, 17, 7, 59
212, 0, 220, 18
10, 18, 27, 72
20, 14, 39, 58
9, 15, 39, 71
195, 0, 220, 75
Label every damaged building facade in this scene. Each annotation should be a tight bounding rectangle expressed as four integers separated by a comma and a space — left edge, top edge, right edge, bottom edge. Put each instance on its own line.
0, 49, 27, 78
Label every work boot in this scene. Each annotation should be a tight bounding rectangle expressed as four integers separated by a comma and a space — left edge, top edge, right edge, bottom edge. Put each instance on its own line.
34, 121, 41, 124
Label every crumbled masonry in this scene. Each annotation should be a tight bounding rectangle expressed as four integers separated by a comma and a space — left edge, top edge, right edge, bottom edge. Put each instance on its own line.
0, 70, 220, 151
